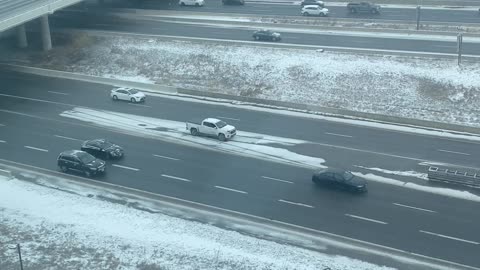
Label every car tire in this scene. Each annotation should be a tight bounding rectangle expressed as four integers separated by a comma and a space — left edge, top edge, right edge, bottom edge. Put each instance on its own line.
304, 12, 309, 16
254, 36, 260, 40
60, 166, 68, 173
112, 95, 118, 101
130, 97, 136, 103
85, 171, 92, 178
190, 128, 198, 136
218, 133, 226, 141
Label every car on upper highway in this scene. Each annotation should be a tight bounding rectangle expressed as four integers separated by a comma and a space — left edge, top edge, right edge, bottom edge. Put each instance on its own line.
300, 0, 325, 7
81, 139, 124, 160
252, 30, 282, 42
312, 168, 367, 193
111, 87, 146, 103
347, 2, 380, 14
57, 150, 106, 178
302, 5, 329, 16
186, 118, 236, 141
179, 0, 204, 6
223, 0, 245, 5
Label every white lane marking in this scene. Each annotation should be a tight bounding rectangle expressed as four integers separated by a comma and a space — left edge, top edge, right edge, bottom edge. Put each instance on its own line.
48, 91, 69, 95
393, 203, 437, 213
437, 149, 470, 156
261, 176, 294, 184
345, 214, 388, 225
54, 135, 83, 141
161, 174, 191, 182
128, 103, 151, 108
112, 164, 140, 171
0, 140, 6, 143
214, 185, 248, 194
217, 116, 241, 121
153, 154, 180, 161
24, 146, 49, 152
0, 123, 5, 126
325, 132, 353, 138
278, 199, 314, 208
420, 230, 479, 245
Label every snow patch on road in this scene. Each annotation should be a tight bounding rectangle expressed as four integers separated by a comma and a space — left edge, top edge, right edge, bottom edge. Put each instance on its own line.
60, 107, 326, 168
354, 172, 480, 202
0, 176, 394, 270
354, 165, 429, 180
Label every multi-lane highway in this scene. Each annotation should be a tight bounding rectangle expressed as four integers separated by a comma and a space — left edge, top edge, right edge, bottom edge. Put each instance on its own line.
0, 70, 479, 268
48, 11, 480, 55
106, 0, 480, 24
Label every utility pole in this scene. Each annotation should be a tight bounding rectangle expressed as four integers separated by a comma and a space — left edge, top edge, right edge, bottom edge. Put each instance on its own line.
416, 6, 421, 30
457, 33, 463, 66
16, 244, 24, 270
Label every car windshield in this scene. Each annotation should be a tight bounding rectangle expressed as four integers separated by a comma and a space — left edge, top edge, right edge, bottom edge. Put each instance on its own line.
77, 152, 96, 164
216, 121, 227, 128
128, 89, 139, 94
343, 171, 354, 181
100, 140, 113, 148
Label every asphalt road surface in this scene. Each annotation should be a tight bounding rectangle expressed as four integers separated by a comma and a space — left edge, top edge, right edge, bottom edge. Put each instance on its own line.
100, 0, 480, 24
0, 71, 479, 268
47, 12, 480, 56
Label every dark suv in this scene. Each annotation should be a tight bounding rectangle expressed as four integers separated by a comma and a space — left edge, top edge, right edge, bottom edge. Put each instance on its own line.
312, 168, 367, 193
81, 139, 124, 160
57, 150, 106, 178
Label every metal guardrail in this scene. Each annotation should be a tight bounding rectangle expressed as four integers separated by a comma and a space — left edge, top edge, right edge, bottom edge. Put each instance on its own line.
427, 165, 480, 188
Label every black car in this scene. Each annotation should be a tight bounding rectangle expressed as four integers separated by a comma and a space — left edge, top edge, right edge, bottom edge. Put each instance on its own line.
57, 150, 106, 178
81, 139, 124, 160
301, 0, 324, 7
312, 168, 367, 193
252, 30, 281, 42
223, 0, 245, 5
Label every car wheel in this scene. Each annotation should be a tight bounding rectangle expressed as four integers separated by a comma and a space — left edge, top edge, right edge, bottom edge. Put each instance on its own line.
130, 97, 136, 103
112, 95, 118, 101
304, 12, 309, 16
218, 133, 226, 141
60, 166, 68, 173
85, 171, 92, 178
254, 36, 260, 40
190, 128, 198, 136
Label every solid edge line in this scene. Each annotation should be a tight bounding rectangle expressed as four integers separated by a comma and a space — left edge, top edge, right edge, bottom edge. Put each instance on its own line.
393, 203, 437, 213
112, 164, 140, 171
419, 230, 480, 245
161, 174, 191, 182
345, 214, 388, 225
214, 185, 248, 194
0, 159, 478, 270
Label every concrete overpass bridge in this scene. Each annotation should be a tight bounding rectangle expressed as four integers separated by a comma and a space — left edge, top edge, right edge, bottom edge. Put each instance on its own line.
0, 0, 85, 50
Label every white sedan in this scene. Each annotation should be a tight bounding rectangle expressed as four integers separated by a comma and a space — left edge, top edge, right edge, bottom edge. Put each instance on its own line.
179, 0, 204, 6
110, 87, 146, 103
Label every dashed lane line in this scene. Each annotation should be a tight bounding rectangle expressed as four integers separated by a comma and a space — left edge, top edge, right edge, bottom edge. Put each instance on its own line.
278, 199, 314, 208
393, 203, 437, 213
48, 91, 69, 95
217, 116, 241, 121
112, 164, 140, 171
437, 149, 470, 156
54, 135, 83, 142
261, 176, 294, 184
153, 154, 180, 161
24, 146, 49, 152
325, 132, 353, 138
420, 230, 479, 245
345, 214, 388, 225
161, 174, 191, 182
214, 185, 248, 194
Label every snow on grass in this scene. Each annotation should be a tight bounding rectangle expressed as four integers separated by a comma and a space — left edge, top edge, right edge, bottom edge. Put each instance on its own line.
3, 34, 480, 128
60, 107, 326, 168
353, 172, 480, 202
0, 176, 394, 270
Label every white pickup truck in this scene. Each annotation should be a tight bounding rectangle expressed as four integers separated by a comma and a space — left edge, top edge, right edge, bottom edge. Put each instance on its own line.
186, 118, 237, 141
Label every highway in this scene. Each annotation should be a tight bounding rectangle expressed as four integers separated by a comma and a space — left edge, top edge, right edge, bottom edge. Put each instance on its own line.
49, 12, 480, 55
0, 70, 479, 268
106, 0, 480, 24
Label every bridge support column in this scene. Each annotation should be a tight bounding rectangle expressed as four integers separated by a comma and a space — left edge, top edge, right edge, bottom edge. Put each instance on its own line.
40, 15, 52, 51
16, 24, 28, 48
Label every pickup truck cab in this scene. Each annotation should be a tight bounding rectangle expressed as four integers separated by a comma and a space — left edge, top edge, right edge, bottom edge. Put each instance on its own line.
186, 118, 237, 141
347, 2, 380, 14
